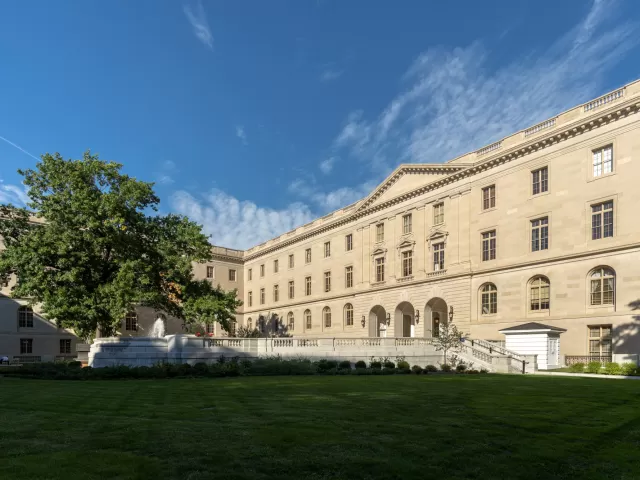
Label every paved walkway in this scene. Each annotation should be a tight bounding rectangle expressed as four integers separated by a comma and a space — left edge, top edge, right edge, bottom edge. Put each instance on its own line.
535, 371, 640, 380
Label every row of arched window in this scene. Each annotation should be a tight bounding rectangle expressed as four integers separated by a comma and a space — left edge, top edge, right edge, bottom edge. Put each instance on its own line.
480, 267, 615, 315
247, 303, 355, 332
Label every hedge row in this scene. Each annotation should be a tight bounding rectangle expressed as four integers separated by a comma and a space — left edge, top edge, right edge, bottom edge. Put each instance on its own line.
567, 361, 640, 376
0, 358, 488, 380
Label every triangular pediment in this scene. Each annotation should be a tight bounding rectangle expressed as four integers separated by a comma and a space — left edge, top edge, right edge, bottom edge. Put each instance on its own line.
356, 164, 468, 212
397, 239, 415, 250
371, 247, 386, 256
427, 228, 449, 241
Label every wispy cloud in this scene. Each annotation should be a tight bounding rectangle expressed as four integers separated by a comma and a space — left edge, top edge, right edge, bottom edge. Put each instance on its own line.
319, 157, 336, 174
171, 189, 314, 249
183, 0, 213, 50
0, 179, 29, 206
288, 177, 375, 211
320, 67, 343, 82
235, 125, 248, 145
333, 0, 639, 171
0, 135, 39, 161
154, 160, 176, 185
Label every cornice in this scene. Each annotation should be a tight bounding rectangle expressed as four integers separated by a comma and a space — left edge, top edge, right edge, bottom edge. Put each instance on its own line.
243, 96, 640, 262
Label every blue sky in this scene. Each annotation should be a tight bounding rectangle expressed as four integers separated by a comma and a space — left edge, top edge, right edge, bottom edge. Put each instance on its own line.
1, 0, 639, 249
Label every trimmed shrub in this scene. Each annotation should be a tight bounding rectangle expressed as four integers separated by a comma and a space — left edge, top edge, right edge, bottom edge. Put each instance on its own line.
383, 360, 395, 369
425, 365, 438, 373
568, 362, 585, 373
440, 364, 452, 373
316, 359, 339, 372
397, 360, 410, 370
67, 361, 82, 368
338, 360, 352, 370
370, 361, 382, 370
193, 362, 208, 374
480, 368, 489, 374
466, 369, 480, 374
586, 361, 602, 374
398, 368, 411, 375
355, 360, 367, 369
620, 362, 637, 376
603, 362, 622, 375
411, 365, 423, 375
456, 364, 467, 373
382, 367, 395, 375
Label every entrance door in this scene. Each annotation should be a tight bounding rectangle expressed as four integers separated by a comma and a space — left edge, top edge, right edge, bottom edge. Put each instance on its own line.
402, 314, 413, 337
432, 313, 440, 338
547, 338, 559, 368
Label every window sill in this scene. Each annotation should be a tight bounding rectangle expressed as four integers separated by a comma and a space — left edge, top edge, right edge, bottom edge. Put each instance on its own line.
397, 275, 414, 283
371, 281, 386, 287
530, 191, 550, 199
480, 207, 497, 214
588, 171, 616, 183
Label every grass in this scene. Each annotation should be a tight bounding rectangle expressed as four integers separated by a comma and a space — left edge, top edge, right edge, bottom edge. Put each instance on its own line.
0, 375, 639, 480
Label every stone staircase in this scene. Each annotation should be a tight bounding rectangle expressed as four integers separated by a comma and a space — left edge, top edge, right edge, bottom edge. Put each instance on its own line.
457, 338, 535, 373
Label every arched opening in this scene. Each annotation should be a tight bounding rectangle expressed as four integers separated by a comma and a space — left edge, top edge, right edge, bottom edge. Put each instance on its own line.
424, 298, 447, 338
368, 305, 387, 337
394, 301, 415, 337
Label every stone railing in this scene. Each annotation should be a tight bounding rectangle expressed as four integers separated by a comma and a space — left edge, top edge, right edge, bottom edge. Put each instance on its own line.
397, 275, 414, 283
583, 88, 624, 112
426, 269, 447, 278
12, 355, 42, 363
524, 118, 556, 137
466, 338, 525, 361
476, 141, 502, 156
565, 355, 612, 366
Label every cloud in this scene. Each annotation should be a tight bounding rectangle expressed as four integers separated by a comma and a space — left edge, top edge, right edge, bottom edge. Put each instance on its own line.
154, 160, 177, 185
333, 0, 639, 171
235, 125, 248, 145
320, 68, 343, 82
0, 180, 29, 206
0, 135, 39, 161
183, 0, 213, 50
319, 157, 336, 174
288, 177, 375, 211
171, 189, 314, 249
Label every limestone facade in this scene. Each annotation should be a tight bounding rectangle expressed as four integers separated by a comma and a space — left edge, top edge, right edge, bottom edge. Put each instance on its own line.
2, 80, 640, 364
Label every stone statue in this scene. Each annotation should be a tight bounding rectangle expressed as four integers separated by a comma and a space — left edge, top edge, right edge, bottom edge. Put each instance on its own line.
150, 316, 166, 338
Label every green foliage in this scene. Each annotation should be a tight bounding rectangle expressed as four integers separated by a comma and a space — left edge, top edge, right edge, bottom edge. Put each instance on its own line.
586, 361, 602, 374
431, 322, 469, 362
383, 360, 395, 369
455, 364, 467, 372
355, 360, 367, 369
397, 360, 410, 370
466, 369, 480, 374
603, 362, 622, 375
425, 365, 438, 373
440, 364, 452, 373
235, 326, 261, 338
382, 367, 395, 375
0, 152, 241, 338
568, 363, 585, 373
370, 361, 382, 370
620, 362, 638, 376
480, 368, 489, 374
411, 365, 423, 374
338, 360, 351, 370
316, 359, 338, 373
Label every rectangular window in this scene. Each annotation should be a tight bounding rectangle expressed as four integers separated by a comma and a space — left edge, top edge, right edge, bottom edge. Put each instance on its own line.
531, 217, 549, 251
433, 243, 445, 271
376, 223, 384, 243
591, 201, 614, 240
260, 288, 265, 305
402, 214, 412, 235
288, 254, 294, 268
324, 241, 331, 258
273, 285, 279, 302
18, 309, 33, 328
375, 257, 385, 282
248, 291, 253, 307
433, 203, 444, 225
345, 234, 353, 251
273, 259, 278, 273
305, 276, 311, 296
20, 338, 33, 354
60, 339, 71, 354
588, 325, 612, 359
206, 266, 214, 279
248, 268, 252, 281
324, 272, 331, 292
402, 251, 413, 277
260, 264, 265, 277
125, 313, 137, 331
482, 231, 496, 261
288, 281, 294, 299
228, 269, 237, 281
345, 266, 353, 288
206, 323, 215, 335
532, 167, 548, 195
482, 185, 496, 210
592, 145, 613, 177
305, 311, 312, 330
305, 248, 311, 264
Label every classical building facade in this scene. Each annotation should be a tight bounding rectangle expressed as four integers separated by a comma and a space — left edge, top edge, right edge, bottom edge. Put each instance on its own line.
2, 80, 640, 366
237, 80, 640, 364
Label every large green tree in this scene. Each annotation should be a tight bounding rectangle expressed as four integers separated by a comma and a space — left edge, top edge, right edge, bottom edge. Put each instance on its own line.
0, 152, 241, 338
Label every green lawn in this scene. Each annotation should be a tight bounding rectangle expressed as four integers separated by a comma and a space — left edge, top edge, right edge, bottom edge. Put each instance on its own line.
0, 375, 639, 480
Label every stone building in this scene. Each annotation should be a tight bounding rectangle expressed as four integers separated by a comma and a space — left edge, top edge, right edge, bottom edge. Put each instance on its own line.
3, 80, 640, 365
